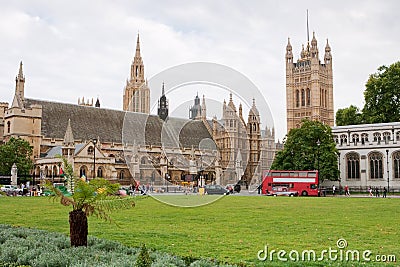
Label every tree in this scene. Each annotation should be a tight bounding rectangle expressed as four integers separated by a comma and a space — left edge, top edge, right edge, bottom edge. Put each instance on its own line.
46, 157, 135, 247
336, 105, 364, 126
271, 119, 339, 182
363, 61, 400, 123
0, 137, 33, 175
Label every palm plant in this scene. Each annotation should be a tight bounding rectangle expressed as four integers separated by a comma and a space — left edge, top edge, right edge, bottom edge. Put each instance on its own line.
45, 158, 135, 247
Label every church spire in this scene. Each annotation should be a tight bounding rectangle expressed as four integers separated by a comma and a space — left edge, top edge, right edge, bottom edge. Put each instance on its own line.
135, 33, 141, 59
130, 33, 144, 83
12, 61, 25, 108
63, 119, 75, 146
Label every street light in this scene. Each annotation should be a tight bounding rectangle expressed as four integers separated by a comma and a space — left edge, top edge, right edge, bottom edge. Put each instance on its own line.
386, 149, 389, 195
337, 151, 341, 191
316, 139, 321, 195
93, 138, 97, 180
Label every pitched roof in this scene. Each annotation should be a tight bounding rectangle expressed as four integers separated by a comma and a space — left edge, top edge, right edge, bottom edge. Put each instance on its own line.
25, 98, 213, 149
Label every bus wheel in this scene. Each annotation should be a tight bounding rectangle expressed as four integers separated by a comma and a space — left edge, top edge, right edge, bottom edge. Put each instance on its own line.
289, 194, 294, 197
301, 191, 308, 196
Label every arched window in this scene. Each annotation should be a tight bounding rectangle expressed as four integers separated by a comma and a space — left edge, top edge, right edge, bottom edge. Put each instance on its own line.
383, 132, 391, 144
346, 153, 360, 179
119, 171, 124, 180
324, 90, 328, 108
306, 88, 311, 106
373, 132, 381, 143
7, 121, 10, 133
87, 146, 94, 155
53, 165, 58, 177
361, 133, 368, 145
396, 131, 400, 141
352, 134, 359, 145
80, 166, 87, 178
295, 90, 299, 107
301, 89, 305, 106
340, 134, 347, 145
141, 157, 148, 165
392, 152, 400, 179
333, 135, 339, 144
369, 152, 383, 179
97, 167, 103, 178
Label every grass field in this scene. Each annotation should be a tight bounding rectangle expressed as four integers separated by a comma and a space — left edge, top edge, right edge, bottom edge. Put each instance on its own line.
0, 195, 398, 265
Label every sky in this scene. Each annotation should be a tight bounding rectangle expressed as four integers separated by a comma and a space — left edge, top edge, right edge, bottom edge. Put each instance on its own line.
0, 0, 399, 141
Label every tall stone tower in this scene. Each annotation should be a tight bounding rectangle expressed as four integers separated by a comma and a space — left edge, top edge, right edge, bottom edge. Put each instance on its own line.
285, 32, 334, 132
244, 99, 261, 182
123, 34, 150, 113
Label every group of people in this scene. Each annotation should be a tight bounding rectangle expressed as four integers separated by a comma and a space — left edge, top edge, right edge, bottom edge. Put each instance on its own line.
368, 186, 387, 198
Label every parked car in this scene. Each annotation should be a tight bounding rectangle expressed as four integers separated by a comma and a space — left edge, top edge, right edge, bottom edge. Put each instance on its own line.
204, 185, 230, 195
0, 185, 23, 195
266, 190, 298, 197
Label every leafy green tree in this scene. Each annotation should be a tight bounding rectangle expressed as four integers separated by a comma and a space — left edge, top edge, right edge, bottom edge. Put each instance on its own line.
363, 61, 400, 123
45, 157, 135, 247
271, 119, 339, 182
0, 137, 33, 175
336, 105, 364, 126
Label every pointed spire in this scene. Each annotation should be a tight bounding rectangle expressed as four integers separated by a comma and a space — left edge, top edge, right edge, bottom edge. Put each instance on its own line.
63, 119, 74, 146
162, 82, 165, 96
286, 37, 292, 50
227, 93, 236, 111
325, 38, 331, 51
135, 33, 141, 58
201, 95, 206, 119
95, 97, 100, 108
311, 31, 317, 47
18, 61, 24, 79
13, 61, 25, 109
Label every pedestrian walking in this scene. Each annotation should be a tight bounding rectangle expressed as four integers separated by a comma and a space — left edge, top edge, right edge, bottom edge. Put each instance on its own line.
368, 187, 373, 197
375, 187, 380, 197
332, 185, 336, 196
344, 185, 350, 196
383, 187, 387, 198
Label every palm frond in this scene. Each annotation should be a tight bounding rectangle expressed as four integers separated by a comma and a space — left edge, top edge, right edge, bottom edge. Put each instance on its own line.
44, 179, 75, 207
82, 196, 136, 223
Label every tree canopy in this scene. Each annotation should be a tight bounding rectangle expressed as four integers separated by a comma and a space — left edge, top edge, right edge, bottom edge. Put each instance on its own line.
0, 137, 33, 175
336, 61, 400, 126
271, 119, 339, 182
336, 105, 364, 126
363, 61, 400, 123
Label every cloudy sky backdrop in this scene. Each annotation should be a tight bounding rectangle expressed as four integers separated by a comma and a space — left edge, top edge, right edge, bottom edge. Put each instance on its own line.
1, 0, 399, 140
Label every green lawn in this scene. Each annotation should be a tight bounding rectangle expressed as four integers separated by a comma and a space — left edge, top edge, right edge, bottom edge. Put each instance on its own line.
0, 195, 398, 265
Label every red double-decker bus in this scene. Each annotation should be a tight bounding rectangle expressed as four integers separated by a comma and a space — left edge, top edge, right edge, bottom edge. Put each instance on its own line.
262, 170, 319, 196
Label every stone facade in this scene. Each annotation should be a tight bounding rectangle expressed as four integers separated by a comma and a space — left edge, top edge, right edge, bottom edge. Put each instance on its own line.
1, 35, 279, 188
210, 95, 262, 185
285, 32, 334, 133
329, 123, 400, 191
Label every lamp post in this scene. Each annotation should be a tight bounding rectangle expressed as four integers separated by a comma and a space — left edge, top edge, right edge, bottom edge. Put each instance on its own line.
316, 139, 321, 196
386, 149, 389, 194
337, 151, 341, 194
93, 138, 97, 180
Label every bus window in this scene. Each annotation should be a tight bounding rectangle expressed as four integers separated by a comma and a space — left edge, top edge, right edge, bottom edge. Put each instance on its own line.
299, 172, 307, 177
308, 172, 317, 177
281, 172, 289, 177
290, 172, 298, 177
310, 184, 317, 189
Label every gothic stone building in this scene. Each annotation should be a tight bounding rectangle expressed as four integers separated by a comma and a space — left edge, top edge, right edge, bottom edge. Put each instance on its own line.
285, 32, 334, 132
327, 123, 400, 191
1, 35, 277, 187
